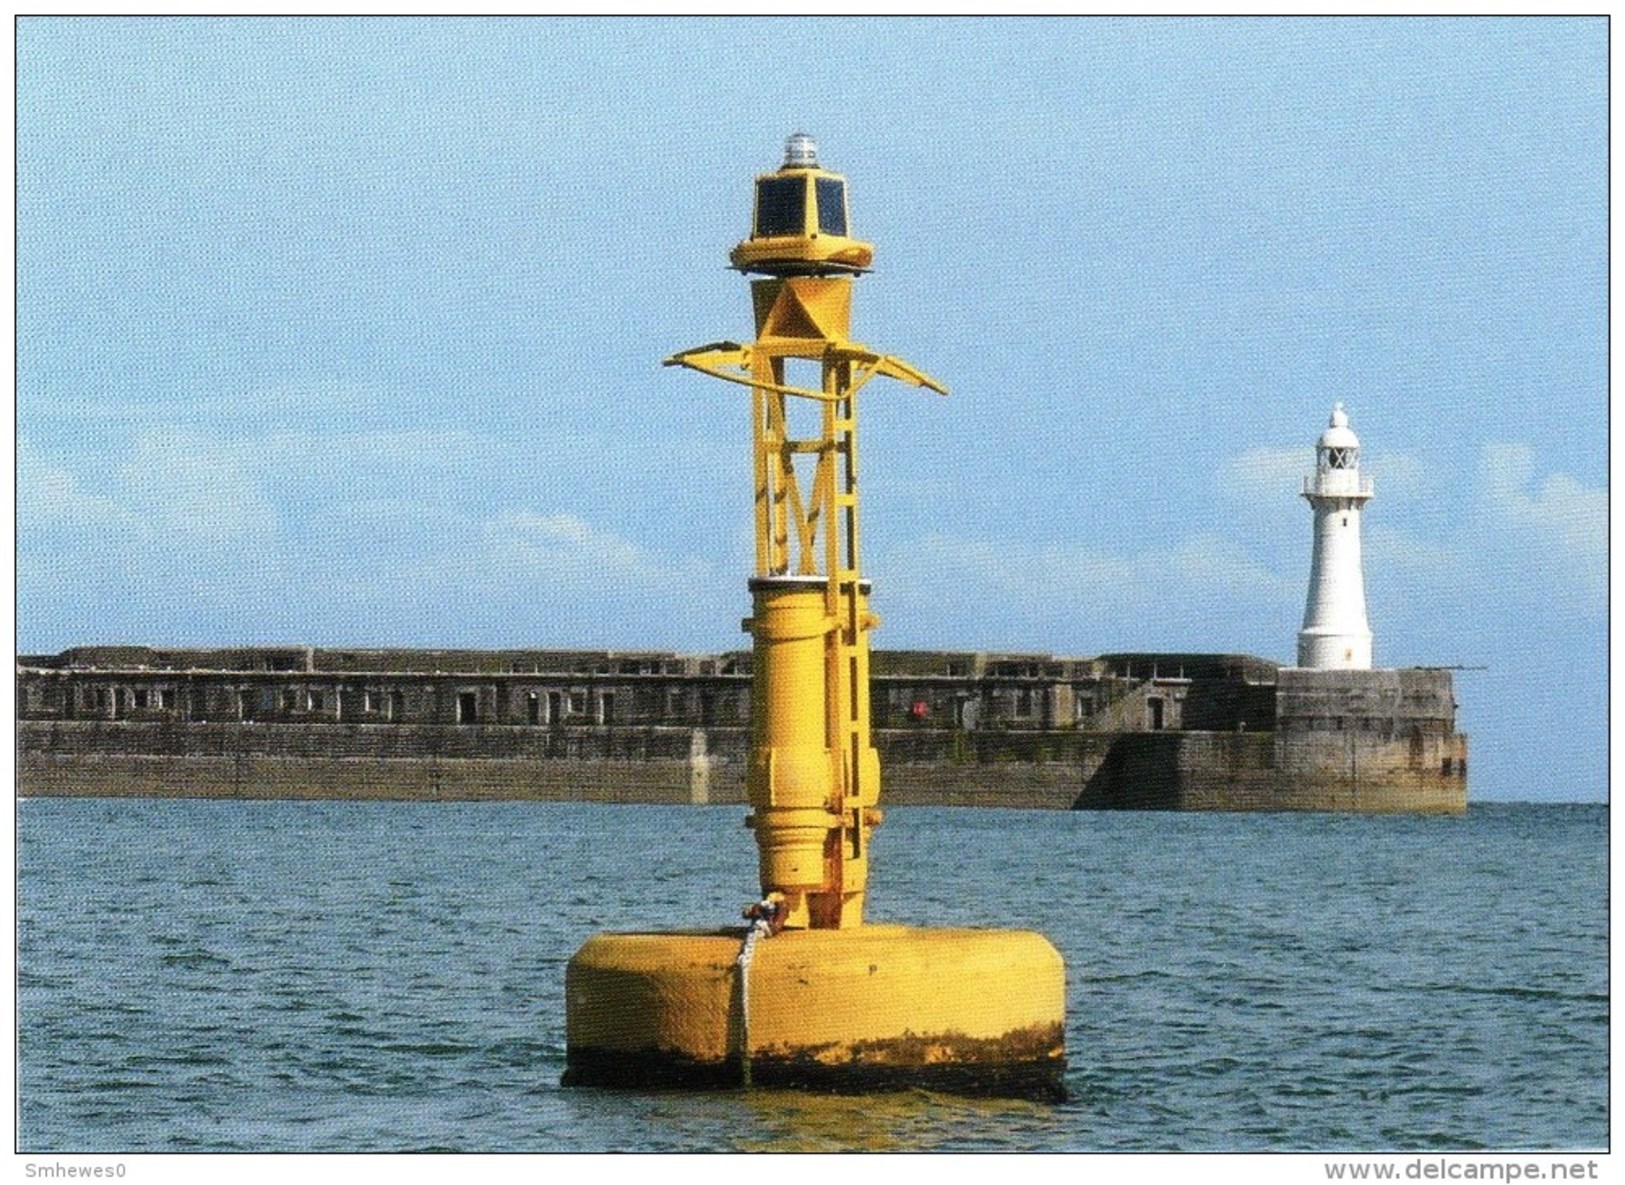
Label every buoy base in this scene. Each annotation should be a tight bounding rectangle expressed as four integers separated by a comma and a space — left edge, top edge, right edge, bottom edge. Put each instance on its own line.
562, 925, 1067, 1102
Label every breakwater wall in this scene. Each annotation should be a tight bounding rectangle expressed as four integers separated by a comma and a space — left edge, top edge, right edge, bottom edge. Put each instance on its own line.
18, 722, 733, 805
16, 646, 1468, 812
17, 717, 1466, 813
1076, 730, 1466, 813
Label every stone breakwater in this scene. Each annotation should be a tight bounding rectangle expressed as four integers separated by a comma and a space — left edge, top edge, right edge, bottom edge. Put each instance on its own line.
16, 646, 1467, 813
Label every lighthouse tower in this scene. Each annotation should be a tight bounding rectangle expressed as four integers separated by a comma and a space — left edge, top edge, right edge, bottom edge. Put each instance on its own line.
1298, 403, 1374, 669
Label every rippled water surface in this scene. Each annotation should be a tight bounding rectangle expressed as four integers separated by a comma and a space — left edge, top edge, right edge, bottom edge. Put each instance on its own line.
18, 798, 1606, 1151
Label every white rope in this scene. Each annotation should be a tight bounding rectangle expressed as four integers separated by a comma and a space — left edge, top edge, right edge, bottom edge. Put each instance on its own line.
735, 898, 782, 1086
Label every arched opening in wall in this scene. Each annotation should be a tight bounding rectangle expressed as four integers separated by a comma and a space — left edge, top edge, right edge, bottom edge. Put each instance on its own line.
458, 693, 479, 725
527, 692, 541, 725
954, 696, 978, 730
1148, 698, 1165, 731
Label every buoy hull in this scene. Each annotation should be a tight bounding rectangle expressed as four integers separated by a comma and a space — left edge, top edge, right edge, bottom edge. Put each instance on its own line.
563, 925, 1066, 1101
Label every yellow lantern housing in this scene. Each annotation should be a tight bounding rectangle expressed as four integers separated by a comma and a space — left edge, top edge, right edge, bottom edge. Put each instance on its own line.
728, 133, 875, 277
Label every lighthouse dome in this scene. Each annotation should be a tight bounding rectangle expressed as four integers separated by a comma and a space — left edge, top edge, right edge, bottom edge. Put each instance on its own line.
1317, 402, 1360, 452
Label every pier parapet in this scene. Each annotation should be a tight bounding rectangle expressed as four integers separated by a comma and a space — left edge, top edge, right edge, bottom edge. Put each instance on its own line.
19, 645, 1466, 812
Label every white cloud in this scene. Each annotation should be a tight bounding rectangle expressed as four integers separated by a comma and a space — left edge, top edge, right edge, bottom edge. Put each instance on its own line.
1219, 446, 1307, 502
877, 438, 1602, 656
341, 506, 730, 648
23, 381, 421, 430
1219, 443, 1431, 503
1365, 524, 1462, 586
116, 428, 281, 545
891, 530, 1289, 620
17, 438, 136, 530
250, 428, 487, 475
475, 510, 703, 586
894, 533, 1134, 605
16, 422, 729, 648
1166, 532, 1292, 598
1477, 443, 1605, 600
21, 429, 281, 546
17, 421, 1603, 654
1370, 451, 1432, 501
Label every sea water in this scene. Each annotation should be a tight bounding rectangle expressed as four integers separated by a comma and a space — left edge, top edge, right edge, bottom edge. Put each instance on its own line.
17, 798, 1606, 1152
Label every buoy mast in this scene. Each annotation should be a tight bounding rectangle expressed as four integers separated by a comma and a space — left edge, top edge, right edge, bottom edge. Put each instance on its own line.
668, 133, 945, 930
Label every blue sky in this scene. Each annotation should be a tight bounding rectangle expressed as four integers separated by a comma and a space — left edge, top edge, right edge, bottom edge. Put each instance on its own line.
16, 17, 1607, 801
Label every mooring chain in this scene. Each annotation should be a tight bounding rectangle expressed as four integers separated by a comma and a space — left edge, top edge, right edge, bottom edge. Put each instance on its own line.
735, 896, 787, 1086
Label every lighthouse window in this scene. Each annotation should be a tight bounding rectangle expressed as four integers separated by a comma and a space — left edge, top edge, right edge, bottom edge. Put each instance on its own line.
754, 176, 806, 237
815, 178, 847, 235
1342, 516, 1348, 527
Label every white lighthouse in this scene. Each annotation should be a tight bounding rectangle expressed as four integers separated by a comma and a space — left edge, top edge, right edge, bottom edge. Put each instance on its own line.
1297, 403, 1374, 669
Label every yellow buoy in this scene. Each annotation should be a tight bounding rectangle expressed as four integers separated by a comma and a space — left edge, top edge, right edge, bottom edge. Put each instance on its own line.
564, 134, 1067, 1100
564, 927, 1064, 1099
